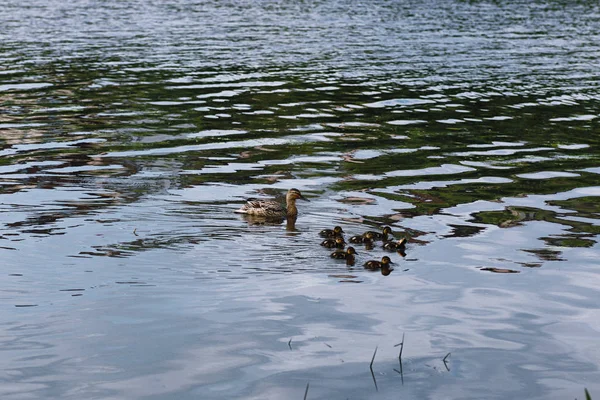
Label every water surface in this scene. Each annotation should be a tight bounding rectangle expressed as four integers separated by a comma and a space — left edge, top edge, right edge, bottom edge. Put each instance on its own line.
1, 0, 600, 399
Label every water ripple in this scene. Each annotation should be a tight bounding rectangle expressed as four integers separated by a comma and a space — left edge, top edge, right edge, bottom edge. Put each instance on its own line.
1, 0, 600, 398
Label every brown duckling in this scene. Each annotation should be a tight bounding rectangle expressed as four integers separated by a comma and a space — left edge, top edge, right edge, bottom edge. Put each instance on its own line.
364, 255, 394, 270
321, 236, 346, 249
350, 231, 377, 244
382, 237, 407, 251
380, 264, 394, 276
363, 232, 376, 250
349, 234, 366, 244
331, 246, 358, 265
319, 226, 344, 238
363, 226, 393, 241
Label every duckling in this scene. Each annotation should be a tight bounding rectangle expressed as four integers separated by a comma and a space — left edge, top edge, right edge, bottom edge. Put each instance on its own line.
363, 226, 393, 241
320, 236, 346, 249
382, 237, 407, 251
235, 188, 309, 218
331, 246, 357, 265
319, 226, 344, 238
380, 264, 394, 276
363, 232, 376, 250
349, 234, 366, 244
364, 255, 394, 270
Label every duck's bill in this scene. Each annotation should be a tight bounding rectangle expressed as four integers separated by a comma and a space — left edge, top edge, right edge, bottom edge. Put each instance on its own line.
300, 194, 310, 201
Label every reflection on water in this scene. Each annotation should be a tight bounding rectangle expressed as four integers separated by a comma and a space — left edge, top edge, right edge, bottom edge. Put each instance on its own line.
1, 0, 600, 398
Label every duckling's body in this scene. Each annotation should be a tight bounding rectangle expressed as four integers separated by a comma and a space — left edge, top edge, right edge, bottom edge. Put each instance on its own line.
235, 188, 308, 218
382, 238, 407, 251
321, 237, 346, 249
349, 235, 366, 244
363, 226, 393, 241
364, 256, 394, 270
331, 246, 357, 265
319, 226, 344, 238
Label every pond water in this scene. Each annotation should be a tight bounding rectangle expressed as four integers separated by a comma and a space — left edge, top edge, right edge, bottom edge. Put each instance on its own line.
1, 0, 600, 399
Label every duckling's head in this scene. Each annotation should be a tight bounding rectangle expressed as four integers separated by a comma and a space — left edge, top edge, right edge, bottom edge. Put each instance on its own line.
346, 246, 357, 255
381, 256, 393, 265
287, 188, 309, 202
364, 232, 375, 240
333, 226, 344, 235
382, 226, 393, 235
335, 237, 345, 245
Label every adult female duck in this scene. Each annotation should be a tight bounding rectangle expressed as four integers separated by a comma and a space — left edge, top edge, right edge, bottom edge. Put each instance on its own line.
235, 188, 309, 218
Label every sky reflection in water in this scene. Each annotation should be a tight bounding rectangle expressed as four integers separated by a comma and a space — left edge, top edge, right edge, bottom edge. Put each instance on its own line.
1, 0, 600, 398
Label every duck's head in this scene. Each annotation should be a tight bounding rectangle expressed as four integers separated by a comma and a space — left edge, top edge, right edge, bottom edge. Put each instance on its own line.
287, 188, 309, 202
346, 246, 357, 255
382, 226, 393, 235
333, 226, 344, 235
335, 237, 346, 246
381, 256, 393, 265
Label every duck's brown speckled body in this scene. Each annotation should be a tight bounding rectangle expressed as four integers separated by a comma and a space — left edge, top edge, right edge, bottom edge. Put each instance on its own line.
235, 188, 308, 218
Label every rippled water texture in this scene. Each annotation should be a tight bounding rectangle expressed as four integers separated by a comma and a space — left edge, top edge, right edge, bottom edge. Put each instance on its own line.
1, 1, 600, 399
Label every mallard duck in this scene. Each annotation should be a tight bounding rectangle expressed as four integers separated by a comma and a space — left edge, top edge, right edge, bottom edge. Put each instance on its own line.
380, 264, 394, 276
364, 255, 394, 270
361, 232, 375, 250
349, 234, 366, 244
235, 188, 308, 217
321, 237, 346, 249
331, 246, 357, 265
319, 226, 344, 238
350, 231, 376, 244
363, 226, 393, 241
382, 237, 407, 251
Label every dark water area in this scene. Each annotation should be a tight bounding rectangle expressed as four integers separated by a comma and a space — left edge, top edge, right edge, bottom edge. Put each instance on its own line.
1, 0, 600, 399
